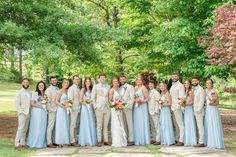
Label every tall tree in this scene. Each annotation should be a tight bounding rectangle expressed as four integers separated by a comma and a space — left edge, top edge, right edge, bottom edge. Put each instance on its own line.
199, 5, 236, 74
0, 0, 102, 81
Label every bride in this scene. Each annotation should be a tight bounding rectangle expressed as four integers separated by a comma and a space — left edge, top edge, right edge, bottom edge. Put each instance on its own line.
109, 77, 127, 147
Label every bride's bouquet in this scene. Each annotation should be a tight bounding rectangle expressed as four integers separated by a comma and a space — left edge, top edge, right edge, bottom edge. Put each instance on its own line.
64, 100, 72, 114
110, 99, 127, 110
37, 95, 48, 112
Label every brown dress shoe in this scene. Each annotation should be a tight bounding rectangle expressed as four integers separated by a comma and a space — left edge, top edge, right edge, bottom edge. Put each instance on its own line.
175, 142, 184, 146
71, 142, 80, 147
153, 141, 161, 145
21, 145, 29, 148
104, 142, 111, 146
151, 140, 155, 144
127, 141, 135, 146
47, 144, 56, 148
15, 146, 21, 150
194, 143, 205, 147
97, 142, 102, 147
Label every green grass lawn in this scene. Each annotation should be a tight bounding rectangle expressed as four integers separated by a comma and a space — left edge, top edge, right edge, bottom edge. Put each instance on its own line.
220, 92, 236, 109
0, 138, 37, 157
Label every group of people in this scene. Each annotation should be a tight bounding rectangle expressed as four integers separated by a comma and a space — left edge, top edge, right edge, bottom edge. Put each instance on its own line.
14, 72, 224, 150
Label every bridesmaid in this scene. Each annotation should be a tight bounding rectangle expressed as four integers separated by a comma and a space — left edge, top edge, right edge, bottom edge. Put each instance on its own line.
183, 80, 197, 146
158, 82, 175, 146
55, 79, 70, 147
78, 77, 97, 146
133, 76, 150, 145
204, 79, 224, 149
27, 81, 47, 148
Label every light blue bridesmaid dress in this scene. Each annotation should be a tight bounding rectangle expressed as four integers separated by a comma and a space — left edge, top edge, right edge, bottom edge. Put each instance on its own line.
204, 90, 224, 149
184, 93, 197, 146
55, 93, 70, 145
78, 91, 97, 146
133, 86, 150, 145
27, 92, 47, 148
160, 94, 175, 146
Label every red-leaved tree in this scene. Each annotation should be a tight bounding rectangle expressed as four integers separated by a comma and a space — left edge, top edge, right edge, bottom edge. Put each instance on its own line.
199, 6, 236, 73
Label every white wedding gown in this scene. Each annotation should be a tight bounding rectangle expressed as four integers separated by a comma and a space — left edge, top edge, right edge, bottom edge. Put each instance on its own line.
111, 89, 127, 147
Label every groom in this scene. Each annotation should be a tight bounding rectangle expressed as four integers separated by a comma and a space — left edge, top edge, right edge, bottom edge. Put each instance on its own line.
92, 73, 111, 147
119, 75, 135, 146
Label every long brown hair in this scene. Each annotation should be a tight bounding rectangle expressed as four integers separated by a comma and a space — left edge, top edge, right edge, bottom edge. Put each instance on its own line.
35, 81, 47, 96
84, 77, 93, 95
184, 80, 192, 96
135, 75, 145, 86
111, 77, 120, 88
159, 82, 168, 95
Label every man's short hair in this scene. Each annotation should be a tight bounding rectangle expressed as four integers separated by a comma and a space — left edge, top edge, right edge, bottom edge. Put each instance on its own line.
99, 73, 107, 78
72, 75, 79, 80
192, 76, 200, 80
119, 75, 127, 79
22, 78, 29, 82
172, 72, 179, 76
49, 76, 57, 80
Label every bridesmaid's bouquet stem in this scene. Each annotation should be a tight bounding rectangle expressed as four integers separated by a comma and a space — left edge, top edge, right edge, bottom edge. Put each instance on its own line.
178, 98, 186, 110
208, 92, 217, 105
134, 94, 141, 108
157, 100, 164, 109
85, 99, 93, 105
37, 95, 48, 112
64, 101, 72, 114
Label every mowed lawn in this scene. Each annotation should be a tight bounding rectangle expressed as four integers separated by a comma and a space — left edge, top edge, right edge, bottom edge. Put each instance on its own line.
0, 81, 20, 114
0, 80, 235, 156
0, 80, 38, 157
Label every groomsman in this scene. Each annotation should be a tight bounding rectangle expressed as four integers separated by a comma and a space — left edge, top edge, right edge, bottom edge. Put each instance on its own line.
68, 75, 81, 147
15, 78, 31, 150
46, 76, 59, 148
170, 72, 185, 146
148, 80, 161, 145
119, 75, 135, 146
192, 76, 205, 147
92, 73, 111, 147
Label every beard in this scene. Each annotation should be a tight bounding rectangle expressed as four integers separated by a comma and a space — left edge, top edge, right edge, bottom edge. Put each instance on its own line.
121, 82, 126, 85
192, 83, 199, 87
51, 83, 57, 86
22, 85, 29, 89
172, 79, 178, 82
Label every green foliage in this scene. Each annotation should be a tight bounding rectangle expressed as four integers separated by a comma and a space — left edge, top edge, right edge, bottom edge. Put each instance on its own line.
0, 0, 234, 82
0, 0, 102, 80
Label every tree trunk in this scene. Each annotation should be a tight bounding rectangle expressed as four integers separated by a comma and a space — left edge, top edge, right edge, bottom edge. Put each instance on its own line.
10, 49, 15, 69
115, 49, 123, 73
45, 68, 49, 84
19, 50, 23, 81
